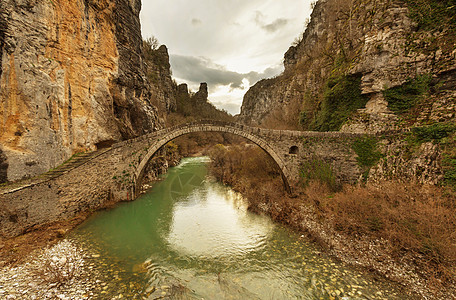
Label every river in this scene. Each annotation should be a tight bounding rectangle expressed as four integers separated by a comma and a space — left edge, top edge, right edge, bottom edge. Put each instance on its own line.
69, 157, 407, 299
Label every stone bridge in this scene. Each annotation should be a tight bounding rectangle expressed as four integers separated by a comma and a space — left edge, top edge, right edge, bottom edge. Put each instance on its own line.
0, 120, 365, 238
132, 120, 364, 194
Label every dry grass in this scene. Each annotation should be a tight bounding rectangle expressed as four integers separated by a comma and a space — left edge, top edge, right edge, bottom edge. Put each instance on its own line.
313, 182, 456, 282
206, 144, 456, 291
302, 182, 456, 252
206, 144, 282, 186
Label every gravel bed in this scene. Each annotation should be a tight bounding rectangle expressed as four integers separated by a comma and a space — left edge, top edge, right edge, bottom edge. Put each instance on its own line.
0, 240, 114, 300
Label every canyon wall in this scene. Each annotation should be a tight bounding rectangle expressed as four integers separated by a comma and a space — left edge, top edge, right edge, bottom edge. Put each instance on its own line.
0, 0, 175, 182
238, 0, 456, 186
239, 0, 456, 131
144, 44, 177, 114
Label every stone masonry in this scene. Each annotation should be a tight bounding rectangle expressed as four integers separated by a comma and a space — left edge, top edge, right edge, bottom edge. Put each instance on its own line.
0, 121, 364, 238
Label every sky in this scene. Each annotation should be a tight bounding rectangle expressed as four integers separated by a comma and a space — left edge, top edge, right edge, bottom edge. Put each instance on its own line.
140, 0, 313, 115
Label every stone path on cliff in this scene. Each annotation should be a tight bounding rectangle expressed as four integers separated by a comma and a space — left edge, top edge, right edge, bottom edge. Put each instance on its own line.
0, 149, 109, 195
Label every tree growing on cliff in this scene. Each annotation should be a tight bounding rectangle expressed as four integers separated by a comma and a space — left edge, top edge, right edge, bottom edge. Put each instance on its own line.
144, 36, 160, 51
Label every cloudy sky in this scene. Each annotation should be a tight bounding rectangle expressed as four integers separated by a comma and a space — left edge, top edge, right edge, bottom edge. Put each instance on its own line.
140, 0, 312, 115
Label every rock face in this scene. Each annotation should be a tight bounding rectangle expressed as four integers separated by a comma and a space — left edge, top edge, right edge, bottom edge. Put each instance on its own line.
144, 44, 177, 114
0, 0, 170, 182
238, 0, 456, 132
238, 0, 336, 128
174, 82, 232, 121
238, 0, 456, 186
193, 83, 208, 103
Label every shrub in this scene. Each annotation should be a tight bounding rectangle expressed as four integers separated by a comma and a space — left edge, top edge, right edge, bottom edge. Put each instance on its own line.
322, 182, 456, 269
351, 136, 383, 181
383, 74, 432, 114
403, 0, 456, 32
352, 136, 383, 168
443, 156, 456, 188
208, 144, 281, 184
311, 75, 368, 131
411, 122, 456, 143
408, 124, 456, 190
300, 159, 339, 191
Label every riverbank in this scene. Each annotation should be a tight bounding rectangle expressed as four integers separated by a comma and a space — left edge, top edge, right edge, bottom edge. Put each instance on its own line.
206, 144, 456, 299
0, 239, 102, 300
1, 156, 412, 299
0, 149, 181, 269
0, 137, 212, 268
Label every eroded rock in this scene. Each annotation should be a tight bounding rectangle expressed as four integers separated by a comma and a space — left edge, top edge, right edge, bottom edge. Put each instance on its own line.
0, 0, 173, 182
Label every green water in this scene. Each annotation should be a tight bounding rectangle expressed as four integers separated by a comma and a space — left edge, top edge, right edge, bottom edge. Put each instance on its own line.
70, 157, 407, 299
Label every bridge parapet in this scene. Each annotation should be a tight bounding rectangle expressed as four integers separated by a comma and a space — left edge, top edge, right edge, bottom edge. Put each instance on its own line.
113, 120, 368, 145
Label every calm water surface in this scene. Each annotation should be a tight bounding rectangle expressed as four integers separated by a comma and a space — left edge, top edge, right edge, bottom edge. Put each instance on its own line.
70, 157, 407, 299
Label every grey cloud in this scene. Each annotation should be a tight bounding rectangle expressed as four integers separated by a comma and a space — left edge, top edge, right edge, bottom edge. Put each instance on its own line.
254, 11, 289, 33
191, 18, 202, 26
262, 18, 288, 33
170, 55, 282, 90
171, 55, 245, 88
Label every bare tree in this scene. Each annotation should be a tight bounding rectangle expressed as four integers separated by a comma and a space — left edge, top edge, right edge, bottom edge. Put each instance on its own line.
144, 36, 160, 50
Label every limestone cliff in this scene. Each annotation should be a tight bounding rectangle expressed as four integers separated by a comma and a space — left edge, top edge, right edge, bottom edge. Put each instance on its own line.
239, 0, 456, 132
238, 0, 456, 186
143, 43, 177, 114
0, 0, 174, 182
174, 82, 233, 121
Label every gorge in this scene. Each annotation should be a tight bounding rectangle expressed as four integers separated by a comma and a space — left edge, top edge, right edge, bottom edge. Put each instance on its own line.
0, 0, 455, 299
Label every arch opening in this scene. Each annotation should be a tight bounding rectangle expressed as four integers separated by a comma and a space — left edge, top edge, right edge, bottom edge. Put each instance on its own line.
289, 146, 299, 155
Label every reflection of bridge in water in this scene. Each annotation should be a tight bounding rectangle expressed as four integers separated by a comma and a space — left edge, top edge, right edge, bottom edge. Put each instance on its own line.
0, 120, 365, 238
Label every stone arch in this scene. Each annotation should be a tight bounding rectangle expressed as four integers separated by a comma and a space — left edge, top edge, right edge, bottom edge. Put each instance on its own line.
134, 123, 292, 195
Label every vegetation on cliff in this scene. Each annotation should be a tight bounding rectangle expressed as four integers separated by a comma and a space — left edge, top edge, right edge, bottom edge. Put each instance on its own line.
310, 74, 368, 131
299, 159, 338, 191
407, 0, 455, 27
239, 0, 455, 136
383, 74, 432, 115
352, 136, 383, 181
405, 122, 456, 189
172, 86, 233, 123
207, 143, 456, 298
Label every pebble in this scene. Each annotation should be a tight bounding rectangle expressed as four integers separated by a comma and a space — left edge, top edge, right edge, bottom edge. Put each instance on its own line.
0, 239, 108, 300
